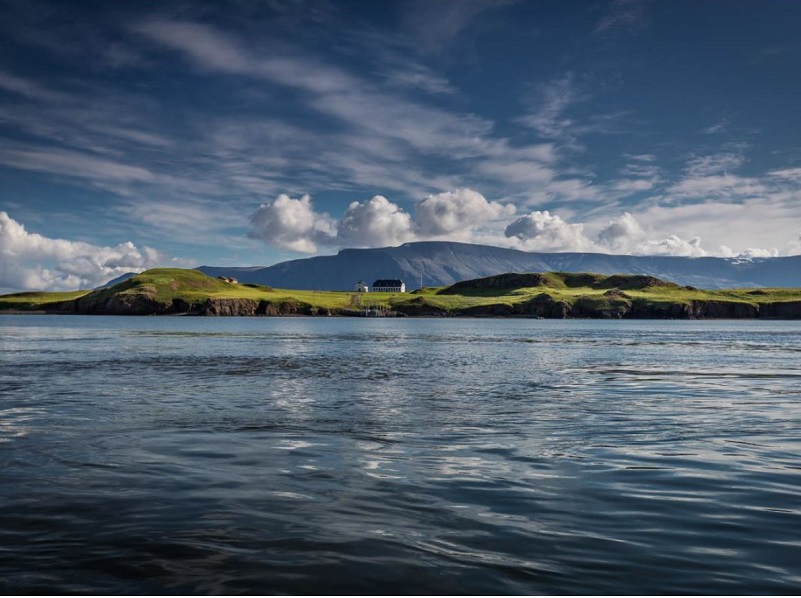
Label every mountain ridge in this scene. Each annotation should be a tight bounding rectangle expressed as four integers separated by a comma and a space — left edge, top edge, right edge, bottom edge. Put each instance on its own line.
196, 241, 801, 290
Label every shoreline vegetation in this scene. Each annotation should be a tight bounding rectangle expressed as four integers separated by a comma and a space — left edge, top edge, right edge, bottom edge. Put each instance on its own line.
2, 268, 801, 319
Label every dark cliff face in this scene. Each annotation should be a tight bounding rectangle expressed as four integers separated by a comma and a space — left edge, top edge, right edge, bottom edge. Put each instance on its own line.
60, 295, 331, 317
514, 294, 571, 318
49, 292, 801, 319
200, 298, 260, 316
67, 293, 175, 315
759, 301, 801, 319
691, 300, 759, 319
199, 298, 334, 317
396, 296, 801, 319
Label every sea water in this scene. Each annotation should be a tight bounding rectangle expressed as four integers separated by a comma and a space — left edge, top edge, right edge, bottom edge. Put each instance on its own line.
1, 315, 800, 593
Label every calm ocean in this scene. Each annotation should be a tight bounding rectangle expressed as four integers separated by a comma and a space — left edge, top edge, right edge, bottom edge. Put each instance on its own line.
1, 315, 800, 594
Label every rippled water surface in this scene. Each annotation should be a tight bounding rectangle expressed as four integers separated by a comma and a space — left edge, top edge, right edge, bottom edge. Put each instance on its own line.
2, 315, 801, 594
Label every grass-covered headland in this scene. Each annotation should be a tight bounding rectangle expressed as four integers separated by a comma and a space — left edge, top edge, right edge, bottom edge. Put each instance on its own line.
2, 268, 801, 318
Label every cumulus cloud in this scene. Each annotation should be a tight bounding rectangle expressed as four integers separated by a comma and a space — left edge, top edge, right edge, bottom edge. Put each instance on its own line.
246, 189, 796, 259
728, 247, 779, 259
0, 211, 161, 291
248, 194, 335, 253
595, 212, 705, 256
594, 211, 783, 258
337, 195, 414, 247
504, 210, 590, 251
248, 188, 517, 250
640, 235, 705, 257
596, 212, 643, 250
415, 189, 515, 237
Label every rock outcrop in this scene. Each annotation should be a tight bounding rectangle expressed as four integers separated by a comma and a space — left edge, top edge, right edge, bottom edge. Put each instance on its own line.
759, 301, 801, 319
198, 298, 328, 316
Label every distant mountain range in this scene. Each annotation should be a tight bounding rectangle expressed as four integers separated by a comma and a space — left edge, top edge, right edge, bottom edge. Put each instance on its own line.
192, 241, 801, 290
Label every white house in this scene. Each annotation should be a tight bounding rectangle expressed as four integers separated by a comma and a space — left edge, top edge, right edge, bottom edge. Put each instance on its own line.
355, 280, 369, 293
372, 279, 405, 293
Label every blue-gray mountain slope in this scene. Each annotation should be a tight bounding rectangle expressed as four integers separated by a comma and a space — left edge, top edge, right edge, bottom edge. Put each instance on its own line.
197, 241, 801, 291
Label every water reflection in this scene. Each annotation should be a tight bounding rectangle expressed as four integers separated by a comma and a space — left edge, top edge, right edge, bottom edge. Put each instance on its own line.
1, 316, 801, 593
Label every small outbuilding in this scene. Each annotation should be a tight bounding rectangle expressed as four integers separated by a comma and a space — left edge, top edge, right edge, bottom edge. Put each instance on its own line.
355, 280, 369, 293
372, 279, 405, 293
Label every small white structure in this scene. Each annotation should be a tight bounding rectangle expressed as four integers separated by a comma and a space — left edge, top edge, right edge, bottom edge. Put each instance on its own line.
355, 280, 369, 293
372, 279, 405, 293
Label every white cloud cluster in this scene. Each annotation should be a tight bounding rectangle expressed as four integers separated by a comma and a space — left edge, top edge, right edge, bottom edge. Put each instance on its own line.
249, 188, 515, 252
595, 212, 706, 257
594, 212, 783, 258
640, 235, 705, 257
337, 195, 414, 247
415, 189, 515, 237
596, 212, 643, 250
724, 247, 779, 259
247, 194, 335, 253
248, 190, 796, 259
0, 211, 161, 291
499, 209, 785, 258
504, 210, 590, 252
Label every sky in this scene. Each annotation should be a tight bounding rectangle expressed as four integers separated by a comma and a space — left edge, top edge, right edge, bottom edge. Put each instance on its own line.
1, 0, 801, 291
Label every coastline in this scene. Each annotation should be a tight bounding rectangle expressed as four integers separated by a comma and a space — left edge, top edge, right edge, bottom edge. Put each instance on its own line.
3, 307, 801, 320
3, 268, 801, 320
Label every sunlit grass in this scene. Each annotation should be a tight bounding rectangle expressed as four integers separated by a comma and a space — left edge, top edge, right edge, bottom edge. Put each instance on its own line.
2, 268, 800, 315
0, 290, 90, 311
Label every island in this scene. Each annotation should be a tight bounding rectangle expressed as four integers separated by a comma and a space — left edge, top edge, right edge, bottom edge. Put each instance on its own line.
2, 268, 801, 319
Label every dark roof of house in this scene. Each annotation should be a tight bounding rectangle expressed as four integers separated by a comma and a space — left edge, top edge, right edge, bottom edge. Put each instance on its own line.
372, 279, 404, 287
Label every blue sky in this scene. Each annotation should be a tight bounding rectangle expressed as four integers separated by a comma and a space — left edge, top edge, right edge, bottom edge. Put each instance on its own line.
1, 0, 800, 291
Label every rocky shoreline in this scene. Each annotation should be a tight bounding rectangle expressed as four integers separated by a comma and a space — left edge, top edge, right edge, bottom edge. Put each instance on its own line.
4, 269, 801, 319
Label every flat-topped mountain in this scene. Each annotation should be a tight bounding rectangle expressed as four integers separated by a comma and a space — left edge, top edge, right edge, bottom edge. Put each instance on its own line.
196, 241, 801, 291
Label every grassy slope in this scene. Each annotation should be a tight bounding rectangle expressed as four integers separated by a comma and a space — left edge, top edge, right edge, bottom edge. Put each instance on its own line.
1, 268, 800, 314
0, 290, 90, 311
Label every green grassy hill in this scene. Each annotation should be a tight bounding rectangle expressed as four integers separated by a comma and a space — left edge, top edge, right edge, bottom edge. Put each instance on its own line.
2, 268, 801, 318
0, 290, 90, 312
